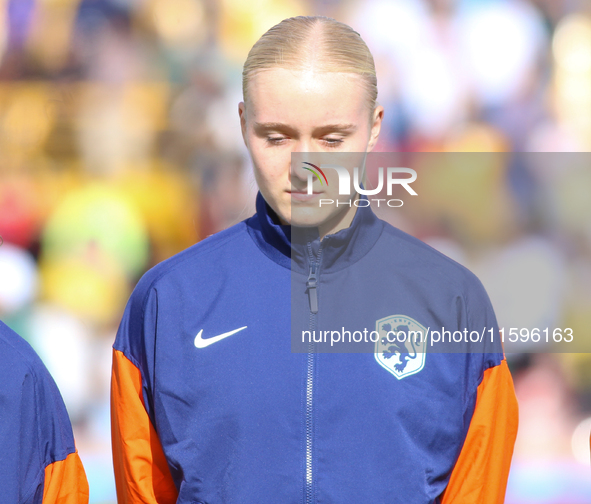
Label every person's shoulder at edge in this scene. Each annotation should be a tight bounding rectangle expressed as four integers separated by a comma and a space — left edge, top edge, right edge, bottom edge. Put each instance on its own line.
0, 319, 54, 381
0, 319, 81, 479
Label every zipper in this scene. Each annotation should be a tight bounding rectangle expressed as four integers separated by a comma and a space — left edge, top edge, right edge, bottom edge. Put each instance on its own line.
305, 242, 323, 504
306, 262, 319, 314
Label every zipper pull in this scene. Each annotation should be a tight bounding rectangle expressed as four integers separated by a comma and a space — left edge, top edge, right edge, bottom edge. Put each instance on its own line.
306, 263, 318, 314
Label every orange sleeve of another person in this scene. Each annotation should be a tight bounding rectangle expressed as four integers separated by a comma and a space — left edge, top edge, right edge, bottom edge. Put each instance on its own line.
441, 359, 519, 504
111, 349, 178, 504
42, 451, 89, 503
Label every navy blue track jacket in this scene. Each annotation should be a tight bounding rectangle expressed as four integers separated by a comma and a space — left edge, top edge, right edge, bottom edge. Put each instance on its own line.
111, 192, 518, 504
0, 320, 88, 503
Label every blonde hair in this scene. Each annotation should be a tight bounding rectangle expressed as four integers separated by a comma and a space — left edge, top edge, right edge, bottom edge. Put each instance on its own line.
242, 16, 378, 115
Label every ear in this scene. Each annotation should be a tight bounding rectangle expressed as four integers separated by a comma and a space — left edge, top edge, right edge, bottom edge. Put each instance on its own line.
238, 101, 248, 148
367, 104, 384, 152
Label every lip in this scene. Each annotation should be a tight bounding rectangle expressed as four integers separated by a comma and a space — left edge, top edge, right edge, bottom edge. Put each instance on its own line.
288, 190, 323, 202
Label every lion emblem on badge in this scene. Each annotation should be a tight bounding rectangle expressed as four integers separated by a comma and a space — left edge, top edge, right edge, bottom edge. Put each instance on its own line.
375, 315, 428, 380
380, 323, 418, 372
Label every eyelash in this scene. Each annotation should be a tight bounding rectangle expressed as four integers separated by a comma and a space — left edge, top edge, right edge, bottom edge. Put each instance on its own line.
265, 137, 343, 148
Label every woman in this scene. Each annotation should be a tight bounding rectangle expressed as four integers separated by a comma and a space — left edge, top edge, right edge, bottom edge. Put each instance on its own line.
111, 15, 518, 504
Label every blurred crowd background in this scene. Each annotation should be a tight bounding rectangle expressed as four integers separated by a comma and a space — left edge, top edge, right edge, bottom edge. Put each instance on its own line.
0, 0, 590, 502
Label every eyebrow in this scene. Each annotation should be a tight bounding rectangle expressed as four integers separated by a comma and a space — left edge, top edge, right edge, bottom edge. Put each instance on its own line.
253, 122, 357, 134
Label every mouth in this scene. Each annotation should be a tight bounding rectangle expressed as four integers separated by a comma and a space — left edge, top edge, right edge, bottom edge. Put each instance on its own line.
287, 189, 323, 202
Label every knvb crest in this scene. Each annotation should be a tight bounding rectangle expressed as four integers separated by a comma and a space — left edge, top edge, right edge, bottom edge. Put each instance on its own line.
375, 315, 428, 380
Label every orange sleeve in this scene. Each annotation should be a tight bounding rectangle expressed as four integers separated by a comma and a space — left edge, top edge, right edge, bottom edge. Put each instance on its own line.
111, 349, 178, 504
42, 451, 89, 503
441, 359, 519, 504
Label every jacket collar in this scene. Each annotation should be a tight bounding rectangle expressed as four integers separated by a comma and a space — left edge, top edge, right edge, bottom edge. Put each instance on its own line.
246, 191, 384, 274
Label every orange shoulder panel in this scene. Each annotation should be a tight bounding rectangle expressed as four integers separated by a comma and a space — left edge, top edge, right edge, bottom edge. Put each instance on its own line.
43, 451, 89, 504
111, 348, 178, 504
441, 359, 519, 504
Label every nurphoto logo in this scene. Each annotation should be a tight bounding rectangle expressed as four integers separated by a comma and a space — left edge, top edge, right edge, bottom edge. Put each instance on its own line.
304, 163, 418, 207
302, 162, 328, 187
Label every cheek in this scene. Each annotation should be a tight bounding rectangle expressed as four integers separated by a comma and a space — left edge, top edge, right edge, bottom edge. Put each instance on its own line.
250, 142, 288, 185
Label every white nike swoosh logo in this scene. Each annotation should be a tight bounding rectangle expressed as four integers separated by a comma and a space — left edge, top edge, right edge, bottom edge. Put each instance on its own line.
194, 326, 248, 348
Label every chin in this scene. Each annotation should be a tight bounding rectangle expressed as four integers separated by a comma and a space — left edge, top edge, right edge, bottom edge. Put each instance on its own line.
290, 206, 336, 229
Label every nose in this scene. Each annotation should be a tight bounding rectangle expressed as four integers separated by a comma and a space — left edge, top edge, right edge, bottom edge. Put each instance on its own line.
289, 139, 310, 186
291, 161, 309, 187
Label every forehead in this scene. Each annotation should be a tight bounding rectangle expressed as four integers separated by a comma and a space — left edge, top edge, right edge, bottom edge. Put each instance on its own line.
246, 68, 369, 128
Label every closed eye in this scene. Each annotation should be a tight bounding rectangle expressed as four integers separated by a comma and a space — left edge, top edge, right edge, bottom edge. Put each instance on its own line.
322, 138, 343, 148
266, 136, 287, 145
265, 136, 344, 148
